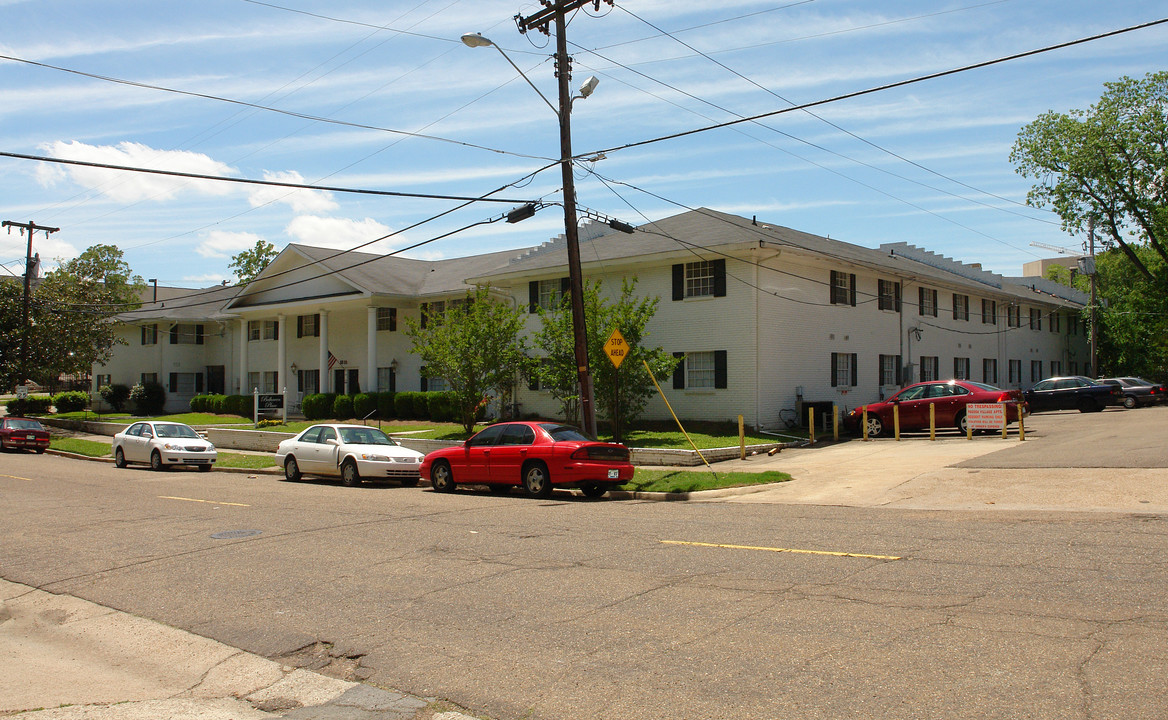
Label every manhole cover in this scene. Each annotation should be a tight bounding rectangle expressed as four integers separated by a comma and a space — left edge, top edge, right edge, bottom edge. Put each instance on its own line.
211, 529, 263, 539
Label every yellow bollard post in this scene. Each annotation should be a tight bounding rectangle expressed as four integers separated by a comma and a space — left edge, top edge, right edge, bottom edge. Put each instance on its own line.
1001, 406, 1008, 439
893, 404, 900, 441
929, 403, 936, 441
833, 406, 839, 442
808, 407, 816, 444
1018, 411, 1025, 441
739, 414, 745, 460
862, 407, 869, 441
967, 412, 973, 440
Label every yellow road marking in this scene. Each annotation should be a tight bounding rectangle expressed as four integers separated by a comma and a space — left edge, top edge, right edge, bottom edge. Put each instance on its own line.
0, 473, 34, 481
660, 540, 901, 561
159, 496, 250, 507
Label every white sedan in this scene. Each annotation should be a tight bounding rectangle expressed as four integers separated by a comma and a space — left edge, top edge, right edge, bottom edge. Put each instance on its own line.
275, 424, 424, 487
112, 421, 217, 472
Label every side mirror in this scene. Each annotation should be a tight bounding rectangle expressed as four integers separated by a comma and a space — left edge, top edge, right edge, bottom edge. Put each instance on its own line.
325, 438, 339, 446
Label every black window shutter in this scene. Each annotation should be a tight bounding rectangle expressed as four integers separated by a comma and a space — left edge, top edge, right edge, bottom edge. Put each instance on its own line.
672, 264, 684, 301
195, 324, 204, 345
918, 287, 926, 316
420, 374, 428, 392
195, 373, 204, 393
528, 375, 540, 391
850, 354, 858, 386
313, 314, 320, 337
273, 322, 279, 340
420, 303, 428, 329
560, 277, 571, 296
672, 352, 685, 389
529, 281, 539, 313
141, 326, 146, 345
830, 353, 838, 387
168, 373, 177, 392
849, 274, 857, 306
297, 316, 303, 338
712, 259, 727, 297
169, 325, 177, 344
895, 283, 901, 311
714, 350, 727, 389
389, 308, 397, 331
896, 356, 903, 385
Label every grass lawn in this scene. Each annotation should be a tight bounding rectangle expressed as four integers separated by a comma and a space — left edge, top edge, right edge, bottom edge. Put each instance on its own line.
50, 437, 111, 457
53, 411, 251, 426
216, 453, 278, 469
619, 469, 790, 494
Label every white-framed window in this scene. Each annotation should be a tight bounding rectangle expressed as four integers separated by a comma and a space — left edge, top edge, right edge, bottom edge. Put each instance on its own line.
171, 323, 201, 345
140, 372, 158, 386
141, 324, 158, 345
1050, 312, 1060, 333
247, 371, 279, 393
1030, 308, 1041, 330
248, 320, 278, 341
94, 374, 112, 391
538, 279, 567, 310
297, 369, 319, 395
1031, 360, 1043, 383
686, 261, 716, 298
686, 351, 716, 389
982, 358, 998, 385
981, 299, 997, 325
298, 314, 320, 338
428, 376, 449, 392
1050, 360, 1062, 376
878, 279, 901, 312
1007, 305, 1021, 328
830, 352, 857, 388
376, 307, 397, 332
879, 354, 902, 386
952, 294, 969, 321
830, 270, 855, 306
920, 356, 939, 382
1009, 359, 1022, 385
918, 287, 938, 317
1069, 361, 1079, 375
377, 366, 396, 392
172, 373, 197, 394
954, 357, 970, 380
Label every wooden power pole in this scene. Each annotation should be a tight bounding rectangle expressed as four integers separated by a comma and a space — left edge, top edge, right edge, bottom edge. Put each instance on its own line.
3, 220, 59, 385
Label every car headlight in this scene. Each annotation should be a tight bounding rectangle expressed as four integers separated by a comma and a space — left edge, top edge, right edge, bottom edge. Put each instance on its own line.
163, 442, 180, 450
361, 453, 390, 462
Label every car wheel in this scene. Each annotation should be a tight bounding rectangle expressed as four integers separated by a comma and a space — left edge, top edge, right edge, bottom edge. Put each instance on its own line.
1123, 395, 1137, 409
866, 415, 885, 438
114, 447, 127, 468
283, 457, 301, 482
580, 482, 607, 499
1078, 398, 1098, 413
400, 477, 420, 488
340, 459, 361, 487
522, 461, 553, 499
430, 461, 455, 493
198, 464, 211, 472
488, 484, 510, 494
150, 450, 166, 471
955, 411, 968, 435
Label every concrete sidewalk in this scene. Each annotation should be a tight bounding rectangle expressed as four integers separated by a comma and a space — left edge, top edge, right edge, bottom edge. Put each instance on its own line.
0, 580, 473, 720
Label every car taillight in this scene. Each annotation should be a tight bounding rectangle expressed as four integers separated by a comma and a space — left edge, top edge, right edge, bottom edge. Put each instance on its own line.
996, 392, 1013, 402
571, 445, 629, 461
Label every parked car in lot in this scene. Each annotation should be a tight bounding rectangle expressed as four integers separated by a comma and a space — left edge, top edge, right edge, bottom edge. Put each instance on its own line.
844, 380, 1027, 437
0, 417, 50, 453
420, 421, 635, 499
1024, 376, 1122, 413
276, 424, 424, 486
113, 421, 217, 471
1097, 377, 1166, 408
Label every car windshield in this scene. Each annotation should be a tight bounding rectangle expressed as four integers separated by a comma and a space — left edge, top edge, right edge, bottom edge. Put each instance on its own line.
339, 427, 392, 445
540, 424, 594, 442
963, 381, 1002, 392
154, 424, 200, 439
6, 419, 43, 430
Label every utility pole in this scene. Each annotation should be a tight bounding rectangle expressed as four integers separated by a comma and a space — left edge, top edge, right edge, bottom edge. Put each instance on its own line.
1087, 218, 1098, 376
516, 0, 613, 439
3, 220, 59, 386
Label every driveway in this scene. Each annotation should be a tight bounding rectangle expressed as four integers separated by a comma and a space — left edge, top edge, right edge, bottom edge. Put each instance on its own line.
699, 405, 1168, 512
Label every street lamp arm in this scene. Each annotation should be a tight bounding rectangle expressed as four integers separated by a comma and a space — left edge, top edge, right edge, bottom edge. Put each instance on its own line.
461, 33, 559, 119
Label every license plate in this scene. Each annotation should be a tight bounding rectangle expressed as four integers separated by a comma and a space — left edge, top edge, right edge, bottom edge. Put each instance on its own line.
26, 434, 36, 440
608, 469, 619, 479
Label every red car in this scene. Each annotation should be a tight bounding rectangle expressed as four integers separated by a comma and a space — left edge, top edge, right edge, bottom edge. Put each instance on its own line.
421, 421, 635, 499
845, 380, 1027, 437
0, 417, 50, 453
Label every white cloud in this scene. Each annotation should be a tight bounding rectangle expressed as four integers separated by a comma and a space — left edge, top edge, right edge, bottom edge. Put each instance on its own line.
247, 170, 338, 213
181, 273, 231, 285
195, 230, 267, 259
37, 141, 237, 203
285, 215, 395, 253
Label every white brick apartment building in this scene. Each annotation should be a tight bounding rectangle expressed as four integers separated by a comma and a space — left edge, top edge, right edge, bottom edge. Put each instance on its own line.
95, 208, 1089, 428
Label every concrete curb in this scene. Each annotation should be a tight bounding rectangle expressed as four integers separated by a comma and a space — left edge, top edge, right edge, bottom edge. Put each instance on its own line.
45, 449, 282, 475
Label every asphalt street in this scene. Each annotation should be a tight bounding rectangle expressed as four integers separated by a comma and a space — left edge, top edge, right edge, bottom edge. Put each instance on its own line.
2, 406, 1167, 719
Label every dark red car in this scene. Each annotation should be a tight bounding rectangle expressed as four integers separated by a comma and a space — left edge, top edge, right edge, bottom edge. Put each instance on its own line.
420, 421, 635, 499
0, 417, 50, 453
845, 380, 1027, 437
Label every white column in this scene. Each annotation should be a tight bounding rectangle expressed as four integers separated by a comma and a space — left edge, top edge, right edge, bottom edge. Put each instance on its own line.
277, 314, 287, 392
238, 319, 248, 394
318, 311, 330, 393
367, 306, 378, 393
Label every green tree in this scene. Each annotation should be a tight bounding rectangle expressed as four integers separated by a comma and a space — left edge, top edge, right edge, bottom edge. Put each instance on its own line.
1011, 72, 1168, 281
0, 245, 143, 389
403, 285, 531, 434
229, 239, 278, 284
534, 277, 678, 442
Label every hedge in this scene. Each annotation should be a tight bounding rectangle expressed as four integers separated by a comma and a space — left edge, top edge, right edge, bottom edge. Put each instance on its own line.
6, 395, 52, 416
302, 393, 336, 421
331, 394, 354, 420
352, 392, 378, 420
52, 390, 89, 413
129, 382, 167, 416
99, 384, 131, 412
376, 392, 396, 421
426, 391, 458, 423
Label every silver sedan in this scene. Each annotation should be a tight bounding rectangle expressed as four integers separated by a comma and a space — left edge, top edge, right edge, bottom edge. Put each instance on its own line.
275, 424, 424, 486
112, 421, 217, 471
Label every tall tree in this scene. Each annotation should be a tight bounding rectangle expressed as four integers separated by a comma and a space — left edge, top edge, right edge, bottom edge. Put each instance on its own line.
403, 285, 531, 434
0, 245, 143, 388
229, 239, 278, 284
533, 277, 678, 442
1011, 72, 1168, 281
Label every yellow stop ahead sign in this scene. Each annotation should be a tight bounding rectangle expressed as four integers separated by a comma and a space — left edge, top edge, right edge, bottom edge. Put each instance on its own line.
604, 328, 628, 369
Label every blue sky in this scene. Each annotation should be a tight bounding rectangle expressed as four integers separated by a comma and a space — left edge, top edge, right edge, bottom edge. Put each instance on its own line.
2, 0, 1165, 286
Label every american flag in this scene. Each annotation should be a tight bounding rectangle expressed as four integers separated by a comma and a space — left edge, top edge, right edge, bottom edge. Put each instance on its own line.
327, 351, 337, 370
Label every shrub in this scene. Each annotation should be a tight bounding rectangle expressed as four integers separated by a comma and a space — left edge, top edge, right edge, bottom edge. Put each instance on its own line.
129, 382, 167, 416
425, 391, 458, 423
7, 395, 52, 416
376, 392, 396, 421
332, 394, 354, 420
225, 394, 252, 417
99, 384, 131, 412
302, 393, 335, 421
52, 390, 90, 413
352, 393, 378, 420
255, 418, 284, 429
394, 391, 423, 419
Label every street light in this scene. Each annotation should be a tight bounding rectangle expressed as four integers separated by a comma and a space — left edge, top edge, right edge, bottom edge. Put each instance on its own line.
463, 30, 600, 437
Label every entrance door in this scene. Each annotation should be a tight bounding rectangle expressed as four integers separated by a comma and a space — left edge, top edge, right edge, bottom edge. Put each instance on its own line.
333, 368, 360, 394
206, 366, 225, 395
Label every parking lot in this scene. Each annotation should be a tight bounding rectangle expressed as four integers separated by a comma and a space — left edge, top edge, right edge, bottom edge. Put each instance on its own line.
703, 405, 1168, 512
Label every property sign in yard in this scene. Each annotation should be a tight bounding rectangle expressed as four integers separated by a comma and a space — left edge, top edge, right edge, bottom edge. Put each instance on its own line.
966, 403, 1006, 430
257, 394, 284, 410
